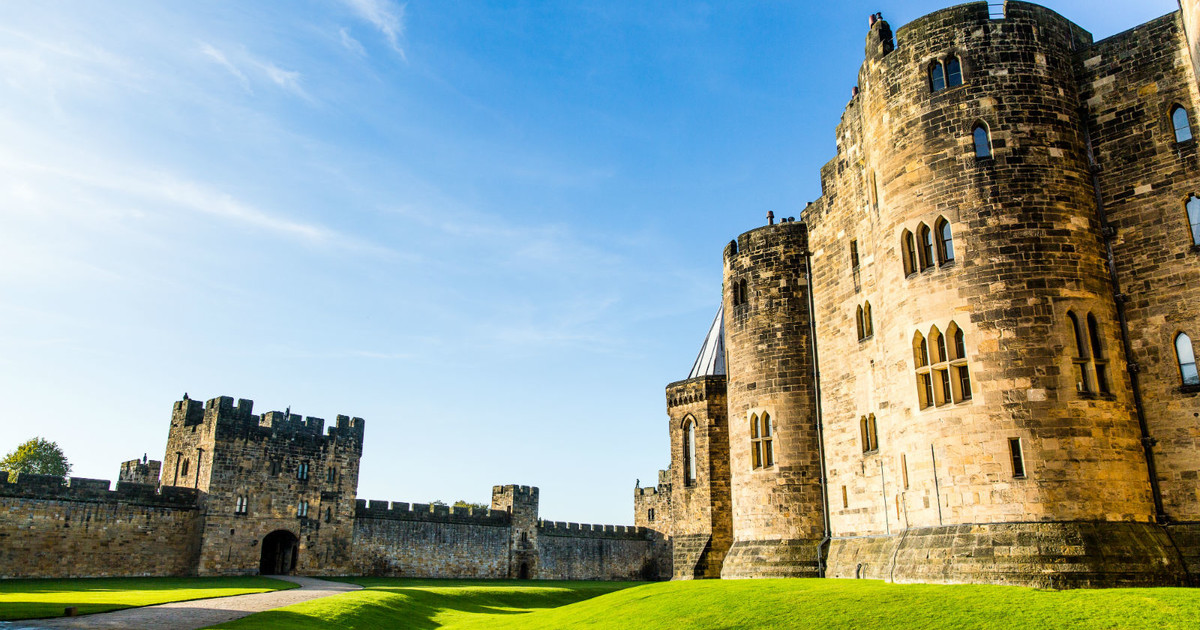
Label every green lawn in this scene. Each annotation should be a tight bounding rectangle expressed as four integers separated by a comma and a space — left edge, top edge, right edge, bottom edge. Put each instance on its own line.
0, 576, 297, 621
214, 577, 1200, 630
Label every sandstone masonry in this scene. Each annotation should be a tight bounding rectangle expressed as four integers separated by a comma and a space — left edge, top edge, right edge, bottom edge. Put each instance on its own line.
0, 395, 657, 580
636, 1, 1200, 588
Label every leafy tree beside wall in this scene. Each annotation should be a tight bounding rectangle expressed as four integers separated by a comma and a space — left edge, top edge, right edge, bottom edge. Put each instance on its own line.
0, 438, 72, 478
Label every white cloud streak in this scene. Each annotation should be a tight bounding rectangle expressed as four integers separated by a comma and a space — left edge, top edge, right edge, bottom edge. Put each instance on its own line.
341, 0, 406, 58
199, 42, 250, 92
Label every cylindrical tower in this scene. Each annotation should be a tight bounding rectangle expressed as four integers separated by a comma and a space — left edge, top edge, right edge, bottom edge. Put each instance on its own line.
721, 220, 824, 578
806, 2, 1186, 586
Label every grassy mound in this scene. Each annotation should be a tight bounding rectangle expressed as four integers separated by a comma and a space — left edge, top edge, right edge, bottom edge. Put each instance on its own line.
216, 577, 1200, 630
0, 576, 297, 621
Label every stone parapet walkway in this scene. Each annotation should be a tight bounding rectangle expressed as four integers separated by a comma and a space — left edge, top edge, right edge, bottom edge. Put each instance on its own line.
1, 576, 361, 630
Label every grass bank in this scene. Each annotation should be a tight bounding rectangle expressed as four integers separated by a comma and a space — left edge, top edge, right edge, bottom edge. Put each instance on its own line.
216, 577, 1200, 630
0, 576, 296, 620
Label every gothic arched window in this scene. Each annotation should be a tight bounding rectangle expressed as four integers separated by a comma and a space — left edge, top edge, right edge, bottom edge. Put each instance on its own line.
1186, 195, 1200, 246
683, 417, 697, 486
930, 61, 946, 92
917, 223, 934, 271
936, 217, 954, 264
1177, 333, 1199, 386
946, 56, 963, 87
1172, 105, 1193, 143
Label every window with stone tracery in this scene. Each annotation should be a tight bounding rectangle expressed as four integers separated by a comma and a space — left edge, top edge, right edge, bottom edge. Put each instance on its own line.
915, 322, 971, 408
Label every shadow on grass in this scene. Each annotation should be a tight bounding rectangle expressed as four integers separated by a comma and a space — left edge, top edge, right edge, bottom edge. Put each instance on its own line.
213, 580, 641, 630
0, 577, 296, 621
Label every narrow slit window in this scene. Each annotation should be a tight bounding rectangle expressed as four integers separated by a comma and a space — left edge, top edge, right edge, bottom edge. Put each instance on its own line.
864, 302, 873, 338
1009, 438, 1026, 478
946, 56, 963, 87
297, 462, 309, 481
1088, 314, 1109, 394
860, 416, 870, 453
842, 485, 849, 509
750, 414, 763, 469
1186, 195, 1200, 246
856, 306, 866, 341
648, 508, 655, 522
973, 124, 992, 159
297, 500, 309, 518
1178, 333, 1199, 386
850, 240, 860, 270
867, 414, 878, 452
1172, 105, 1193, 143
901, 454, 909, 489
1068, 311, 1092, 394
762, 413, 774, 467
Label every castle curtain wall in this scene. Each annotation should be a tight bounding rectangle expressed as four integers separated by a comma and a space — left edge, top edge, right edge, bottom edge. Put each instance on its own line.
0, 473, 202, 579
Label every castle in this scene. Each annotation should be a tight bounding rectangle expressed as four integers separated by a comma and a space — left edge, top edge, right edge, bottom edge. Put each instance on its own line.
0, 395, 658, 580
635, 1, 1200, 588
4, 1, 1200, 589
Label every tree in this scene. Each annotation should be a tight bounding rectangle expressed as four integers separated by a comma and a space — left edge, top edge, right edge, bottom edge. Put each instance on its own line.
1, 438, 71, 478
453, 500, 489, 511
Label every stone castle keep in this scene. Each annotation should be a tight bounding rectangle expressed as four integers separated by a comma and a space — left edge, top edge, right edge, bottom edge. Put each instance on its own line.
0, 396, 657, 580
3, 1, 1200, 588
635, 1, 1200, 587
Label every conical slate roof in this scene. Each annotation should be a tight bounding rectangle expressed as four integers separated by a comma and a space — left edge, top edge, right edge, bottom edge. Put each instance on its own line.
687, 305, 726, 379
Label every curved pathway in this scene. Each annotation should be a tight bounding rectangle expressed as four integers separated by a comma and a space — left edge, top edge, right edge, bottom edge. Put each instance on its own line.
2, 576, 361, 630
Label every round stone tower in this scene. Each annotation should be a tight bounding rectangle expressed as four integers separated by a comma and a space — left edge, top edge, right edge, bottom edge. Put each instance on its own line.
804, 2, 1187, 586
720, 219, 824, 578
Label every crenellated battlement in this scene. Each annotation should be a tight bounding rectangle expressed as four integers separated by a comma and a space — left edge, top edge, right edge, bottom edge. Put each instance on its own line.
666, 374, 727, 408
537, 519, 649, 540
0, 472, 199, 508
170, 395, 365, 446
355, 499, 511, 526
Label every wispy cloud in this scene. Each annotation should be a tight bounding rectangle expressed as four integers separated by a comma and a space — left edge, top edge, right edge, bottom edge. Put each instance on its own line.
198, 42, 309, 100
199, 42, 250, 92
339, 28, 367, 57
341, 0, 406, 59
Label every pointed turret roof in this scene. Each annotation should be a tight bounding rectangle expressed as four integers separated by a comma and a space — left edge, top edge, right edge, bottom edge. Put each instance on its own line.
687, 305, 725, 379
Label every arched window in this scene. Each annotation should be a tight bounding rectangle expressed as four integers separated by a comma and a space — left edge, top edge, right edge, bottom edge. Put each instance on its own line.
973, 124, 992, 159
947, 322, 971, 401
181, 459, 190, 477
914, 332, 933, 408
930, 61, 946, 92
936, 217, 955, 264
946, 56, 963, 87
751, 413, 774, 469
1186, 195, 1200, 246
860, 416, 869, 453
683, 417, 697, 486
863, 302, 873, 338
927, 326, 951, 405
1177, 333, 1199, 386
1172, 105, 1193, 143
1068, 311, 1092, 394
902, 230, 918, 276
732, 278, 749, 306
917, 224, 934, 270
856, 306, 866, 341
1087, 314, 1109, 394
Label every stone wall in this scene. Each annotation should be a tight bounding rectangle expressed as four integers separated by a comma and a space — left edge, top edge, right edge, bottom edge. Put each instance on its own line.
352, 501, 512, 578
663, 376, 732, 579
721, 221, 824, 578
633, 469, 674, 580
0, 472, 202, 578
1075, 10, 1200, 575
164, 396, 365, 576
537, 521, 658, 580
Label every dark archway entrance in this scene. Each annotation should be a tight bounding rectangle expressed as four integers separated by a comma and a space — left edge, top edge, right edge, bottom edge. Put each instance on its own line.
518, 562, 530, 580
260, 530, 299, 575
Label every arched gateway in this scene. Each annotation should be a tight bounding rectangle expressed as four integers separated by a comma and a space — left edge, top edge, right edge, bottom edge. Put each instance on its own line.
260, 530, 299, 575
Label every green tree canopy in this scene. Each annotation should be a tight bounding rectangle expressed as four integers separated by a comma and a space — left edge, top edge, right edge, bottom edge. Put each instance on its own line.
453, 500, 489, 511
1, 438, 72, 478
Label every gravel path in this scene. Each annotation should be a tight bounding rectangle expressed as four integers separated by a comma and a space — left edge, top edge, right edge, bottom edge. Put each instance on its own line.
1, 576, 362, 630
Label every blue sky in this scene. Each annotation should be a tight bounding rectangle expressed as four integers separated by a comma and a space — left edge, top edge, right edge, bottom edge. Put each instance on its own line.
0, 0, 1179, 524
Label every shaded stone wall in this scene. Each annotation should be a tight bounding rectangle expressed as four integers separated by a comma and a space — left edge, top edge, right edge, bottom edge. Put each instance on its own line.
352, 501, 512, 578
536, 522, 658, 581
633, 468, 673, 580
0, 472, 202, 578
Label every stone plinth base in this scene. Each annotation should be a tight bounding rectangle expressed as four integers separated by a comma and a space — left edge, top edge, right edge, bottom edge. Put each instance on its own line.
827, 521, 1187, 588
719, 538, 821, 579
1164, 522, 1200, 586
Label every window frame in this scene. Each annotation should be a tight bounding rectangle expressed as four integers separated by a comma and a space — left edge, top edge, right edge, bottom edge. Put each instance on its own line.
973, 123, 993, 159
916, 323, 972, 408
683, 416, 697, 487
935, 217, 955, 265
750, 412, 774, 470
1172, 105, 1194, 143
929, 60, 946, 92
1177, 332, 1199, 388
1186, 195, 1200, 247
917, 223, 935, 271
1009, 437, 1027, 479
902, 230, 918, 277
